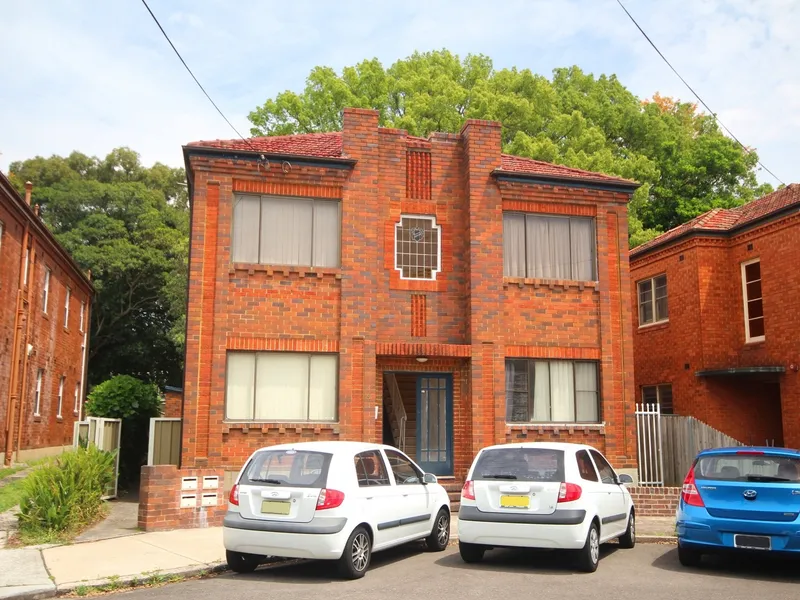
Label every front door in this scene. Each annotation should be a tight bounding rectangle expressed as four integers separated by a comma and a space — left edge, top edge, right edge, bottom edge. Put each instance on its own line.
416, 375, 453, 476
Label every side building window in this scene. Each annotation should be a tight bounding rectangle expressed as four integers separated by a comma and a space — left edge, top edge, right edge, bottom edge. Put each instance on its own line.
637, 274, 668, 326
395, 215, 441, 280
503, 213, 596, 281
641, 384, 673, 415
232, 194, 341, 268
225, 351, 338, 422
505, 359, 600, 423
741, 259, 764, 342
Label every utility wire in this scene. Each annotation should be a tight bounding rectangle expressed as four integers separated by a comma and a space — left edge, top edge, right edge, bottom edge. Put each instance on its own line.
615, 0, 784, 185
139, 0, 257, 150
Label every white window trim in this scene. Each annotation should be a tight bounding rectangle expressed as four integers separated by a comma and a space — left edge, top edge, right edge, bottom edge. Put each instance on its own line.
64, 287, 71, 328
43, 268, 51, 314
24, 247, 30, 285
394, 214, 442, 281
57, 376, 65, 418
741, 258, 765, 343
34, 369, 43, 416
73, 382, 81, 415
79, 301, 86, 333
637, 274, 669, 328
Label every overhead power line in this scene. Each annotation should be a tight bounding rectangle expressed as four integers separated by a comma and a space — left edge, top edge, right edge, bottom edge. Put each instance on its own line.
139, 0, 256, 150
615, 0, 784, 186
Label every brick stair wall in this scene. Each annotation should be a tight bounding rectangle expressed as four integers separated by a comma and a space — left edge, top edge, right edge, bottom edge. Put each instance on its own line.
628, 486, 681, 517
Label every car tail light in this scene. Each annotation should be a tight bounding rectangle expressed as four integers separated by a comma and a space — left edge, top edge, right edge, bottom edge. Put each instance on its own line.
462, 480, 475, 501
681, 467, 705, 507
229, 484, 239, 506
316, 489, 345, 510
558, 482, 582, 503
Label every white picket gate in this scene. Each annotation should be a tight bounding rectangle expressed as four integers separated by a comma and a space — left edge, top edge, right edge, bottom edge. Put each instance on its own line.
635, 402, 664, 486
73, 416, 122, 499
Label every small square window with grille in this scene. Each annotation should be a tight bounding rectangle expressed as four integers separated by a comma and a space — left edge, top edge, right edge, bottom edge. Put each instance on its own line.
395, 215, 441, 280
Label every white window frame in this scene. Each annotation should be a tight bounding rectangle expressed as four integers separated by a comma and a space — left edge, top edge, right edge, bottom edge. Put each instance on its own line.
741, 258, 765, 343
57, 376, 65, 418
43, 268, 51, 314
637, 274, 669, 327
394, 214, 442, 281
64, 287, 71, 328
79, 300, 86, 333
74, 381, 81, 415
24, 246, 30, 285
34, 369, 43, 416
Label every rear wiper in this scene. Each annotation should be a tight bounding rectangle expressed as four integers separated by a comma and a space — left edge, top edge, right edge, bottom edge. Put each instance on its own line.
249, 478, 284, 484
481, 474, 518, 480
746, 475, 790, 483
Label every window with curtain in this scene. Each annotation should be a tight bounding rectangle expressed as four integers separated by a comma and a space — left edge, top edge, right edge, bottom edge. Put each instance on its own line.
225, 352, 338, 422
637, 274, 668, 326
503, 213, 596, 280
505, 359, 600, 423
232, 194, 341, 267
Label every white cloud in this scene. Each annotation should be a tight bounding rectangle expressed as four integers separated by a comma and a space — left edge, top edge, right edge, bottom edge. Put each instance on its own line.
0, 0, 796, 186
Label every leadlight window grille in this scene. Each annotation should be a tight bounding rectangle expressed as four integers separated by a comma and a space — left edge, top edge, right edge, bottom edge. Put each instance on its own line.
394, 215, 441, 280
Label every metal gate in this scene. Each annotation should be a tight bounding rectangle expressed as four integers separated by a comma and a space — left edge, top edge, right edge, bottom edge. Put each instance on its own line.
147, 418, 181, 466
73, 416, 122, 499
635, 402, 664, 486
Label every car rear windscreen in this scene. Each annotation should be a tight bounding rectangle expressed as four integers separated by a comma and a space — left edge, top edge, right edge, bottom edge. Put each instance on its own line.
473, 448, 565, 482
242, 450, 332, 488
695, 454, 800, 482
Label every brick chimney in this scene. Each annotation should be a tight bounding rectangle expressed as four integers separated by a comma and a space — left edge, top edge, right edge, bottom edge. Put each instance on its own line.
24, 181, 32, 205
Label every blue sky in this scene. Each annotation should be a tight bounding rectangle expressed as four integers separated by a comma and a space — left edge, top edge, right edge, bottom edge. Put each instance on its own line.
1, 0, 798, 186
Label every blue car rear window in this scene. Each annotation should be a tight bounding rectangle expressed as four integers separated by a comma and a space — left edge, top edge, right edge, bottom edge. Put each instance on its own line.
696, 455, 800, 482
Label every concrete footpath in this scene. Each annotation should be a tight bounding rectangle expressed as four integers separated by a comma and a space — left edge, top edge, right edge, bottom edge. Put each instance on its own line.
0, 516, 675, 599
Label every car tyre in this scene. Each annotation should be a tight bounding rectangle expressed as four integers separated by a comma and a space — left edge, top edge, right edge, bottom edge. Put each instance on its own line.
619, 511, 635, 549
677, 544, 703, 568
576, 522, 600, 573
425, 508, 451, 552
458, 541, 486, 563
337, 526, 372, 580
226, 550, 262, 574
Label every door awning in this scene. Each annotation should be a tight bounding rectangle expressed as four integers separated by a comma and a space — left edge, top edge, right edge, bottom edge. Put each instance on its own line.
695, 366, 785, 377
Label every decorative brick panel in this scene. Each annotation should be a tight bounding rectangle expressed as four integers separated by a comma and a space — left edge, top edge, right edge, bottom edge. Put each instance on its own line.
406, 150, 431, 200
411, 294, 427, 337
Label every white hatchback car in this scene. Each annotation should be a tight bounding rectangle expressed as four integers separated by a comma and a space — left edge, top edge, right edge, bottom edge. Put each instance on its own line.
223, 441, 451, 579
458, 442, 636, 572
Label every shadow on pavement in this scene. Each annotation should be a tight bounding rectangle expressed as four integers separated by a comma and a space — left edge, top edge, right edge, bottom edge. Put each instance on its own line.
223, 541, 431, 584
652, 547, 800, 583
435, 543, 620, 574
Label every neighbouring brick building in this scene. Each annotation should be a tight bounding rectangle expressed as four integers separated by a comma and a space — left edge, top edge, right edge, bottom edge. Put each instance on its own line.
0, 172, 93, 466
140, 108, 641, 530
631, 184, 800, 449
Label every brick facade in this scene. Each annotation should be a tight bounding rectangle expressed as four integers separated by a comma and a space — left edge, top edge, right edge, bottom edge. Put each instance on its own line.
138, 465, 226, 531
631, 186, 800, 448
173, 108, 639, 513
627, 486, 680, 517
0, 174, 93, 465
163, 387, 183, 419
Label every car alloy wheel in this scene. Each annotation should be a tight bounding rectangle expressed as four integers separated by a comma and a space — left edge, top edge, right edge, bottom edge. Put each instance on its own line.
436, 513, 450, 546
589, 526, 600, 565
351, 531, 370, 572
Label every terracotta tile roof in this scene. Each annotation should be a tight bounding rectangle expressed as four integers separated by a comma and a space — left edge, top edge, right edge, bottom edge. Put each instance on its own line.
186, 132, 344, 158
186, 132, 637, 186
498, 155, 637, 186
632, 184, 800, 257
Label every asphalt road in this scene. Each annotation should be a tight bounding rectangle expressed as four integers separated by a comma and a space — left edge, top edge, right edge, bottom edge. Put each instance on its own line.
113, 543, 800, 600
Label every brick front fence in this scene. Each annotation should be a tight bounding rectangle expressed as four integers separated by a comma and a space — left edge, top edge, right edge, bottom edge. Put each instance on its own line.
628, 486, 681, 517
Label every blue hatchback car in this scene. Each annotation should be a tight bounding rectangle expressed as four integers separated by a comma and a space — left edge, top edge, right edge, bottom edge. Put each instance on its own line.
676, 446, 800, 566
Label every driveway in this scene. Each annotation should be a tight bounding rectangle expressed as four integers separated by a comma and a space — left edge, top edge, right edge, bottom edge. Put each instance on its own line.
112, 543, 799, 600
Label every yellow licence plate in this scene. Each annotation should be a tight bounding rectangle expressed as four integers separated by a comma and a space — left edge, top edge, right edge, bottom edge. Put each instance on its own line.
261, 500, 291, 515
500, 495, 530, 508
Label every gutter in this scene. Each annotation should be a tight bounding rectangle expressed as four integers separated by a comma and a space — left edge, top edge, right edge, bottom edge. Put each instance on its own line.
492, 169, 640, 195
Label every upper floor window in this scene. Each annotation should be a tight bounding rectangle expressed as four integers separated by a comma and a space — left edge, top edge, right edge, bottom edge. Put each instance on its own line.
637, 274, 668, 326
57, 376, 66, 419
395, 215, 441, 280
232, 194, 340, 268
503, 213, 596, 281
64, 287, 71, 328
741, 259, 764, 342
34, 368, 43, 416
42, 268, 51, 313
641, 384, 673, 415
24, 243, 31, 285
225, 351, 337, 422
79, 301, 86, 333
74, 381, 81, 415
505, 359, 599, 424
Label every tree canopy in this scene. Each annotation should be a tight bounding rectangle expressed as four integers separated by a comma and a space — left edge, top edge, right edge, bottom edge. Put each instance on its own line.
8, 149, 188, 387
249, 50, 772, 246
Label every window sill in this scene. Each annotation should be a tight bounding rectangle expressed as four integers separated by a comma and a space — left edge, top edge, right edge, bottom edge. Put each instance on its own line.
42, 312, 49, 320
744, 338, 766, 348
56, 416, 63, 422
229, 263, 342, 280
503, 278, 599, 291
505, 422, 606, 434
33, 415, 42, 422
637, 320, 669, 332
223, 421, 340, 434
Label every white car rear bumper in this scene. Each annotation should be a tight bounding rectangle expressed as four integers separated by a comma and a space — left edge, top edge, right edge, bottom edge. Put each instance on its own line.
457, 506, 590, 550
224, 525, 352, 560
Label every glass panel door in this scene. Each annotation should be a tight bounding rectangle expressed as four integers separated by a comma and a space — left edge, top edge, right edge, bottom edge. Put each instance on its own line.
416, 375, 453, 476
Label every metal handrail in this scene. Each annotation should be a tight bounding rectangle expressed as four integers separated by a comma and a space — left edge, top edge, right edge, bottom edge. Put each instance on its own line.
386, 373, 407, 452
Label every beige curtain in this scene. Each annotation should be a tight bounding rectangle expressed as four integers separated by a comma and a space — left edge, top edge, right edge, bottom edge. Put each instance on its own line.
503, 214, 526, 277
255, 353, 309, 420
575, 362, 599, 422
570, 218, 596, 281
550, 360, 575, 422
260, 197, 313, 266
308, 355, 337, 420
232, 195, 260, 263
526, 216, 551, 278
226, 353, 256, 420
312, 201, 341, 268
549, 218, 571, 280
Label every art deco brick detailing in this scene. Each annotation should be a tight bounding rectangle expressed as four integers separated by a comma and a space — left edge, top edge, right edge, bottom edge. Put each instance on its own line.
170, 107, 640, 529
631, 184, 800, 449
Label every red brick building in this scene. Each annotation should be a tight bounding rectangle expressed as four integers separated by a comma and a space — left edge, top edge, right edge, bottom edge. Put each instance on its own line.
0, 173, 93, 465
631, 185, 800, 449
177, 108, 639, 492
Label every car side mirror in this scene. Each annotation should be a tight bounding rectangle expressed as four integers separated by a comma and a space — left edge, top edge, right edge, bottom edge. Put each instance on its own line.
422, 473, 437, 484
618, 474, 634, 485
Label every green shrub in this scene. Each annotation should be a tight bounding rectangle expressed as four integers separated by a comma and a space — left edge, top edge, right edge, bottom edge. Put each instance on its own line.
86, 375, 162, 489
18, 446, 116, 534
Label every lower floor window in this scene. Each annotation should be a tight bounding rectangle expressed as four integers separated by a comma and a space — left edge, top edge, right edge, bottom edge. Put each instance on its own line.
505, 359, 599, 423
226, 352, 338, 421
641, 384, 673, 415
